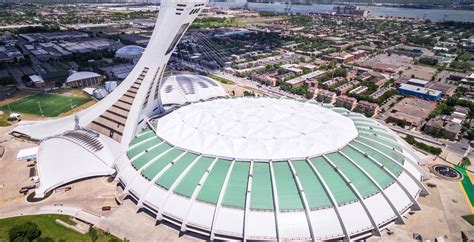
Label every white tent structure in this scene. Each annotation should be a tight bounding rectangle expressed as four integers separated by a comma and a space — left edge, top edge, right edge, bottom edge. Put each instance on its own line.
16, 147, 38, 161
33, 129, 121, 198
160, 74, 228, 106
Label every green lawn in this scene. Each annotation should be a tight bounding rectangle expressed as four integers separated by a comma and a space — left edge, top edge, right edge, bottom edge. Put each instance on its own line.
208, 74, 234, 85
0, 93, 91, 117
0, 214, 121, 241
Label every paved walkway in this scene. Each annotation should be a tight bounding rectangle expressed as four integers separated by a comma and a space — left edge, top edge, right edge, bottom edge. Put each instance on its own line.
95, 200, 200, 242
0, 205, 102, 225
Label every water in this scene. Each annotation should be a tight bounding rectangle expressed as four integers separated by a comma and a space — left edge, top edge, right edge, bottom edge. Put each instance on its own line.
214, 2, 474, 22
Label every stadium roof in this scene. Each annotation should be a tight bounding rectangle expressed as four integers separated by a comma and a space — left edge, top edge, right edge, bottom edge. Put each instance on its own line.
66, 71, 102, 83
116, 97, 428, 241
155, 97, 357, 160
116, 45, 145, 56
34, 130, 118, 198
160, 74, 228, 106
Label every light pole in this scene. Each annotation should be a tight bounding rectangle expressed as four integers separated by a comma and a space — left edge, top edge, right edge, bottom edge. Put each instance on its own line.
37, 102, 44, 117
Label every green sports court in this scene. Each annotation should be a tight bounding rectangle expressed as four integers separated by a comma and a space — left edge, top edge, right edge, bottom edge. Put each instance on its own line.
0, 93, 91, 117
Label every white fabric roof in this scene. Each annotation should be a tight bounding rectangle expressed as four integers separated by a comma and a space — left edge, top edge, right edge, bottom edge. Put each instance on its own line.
160, 74, 228, 106
155, 97, 358, 160
34, 136, 115, 198
29, 75, 44, 83
16, 146, 38, 160
66, 71, 102, 83
116, 45, 145, 55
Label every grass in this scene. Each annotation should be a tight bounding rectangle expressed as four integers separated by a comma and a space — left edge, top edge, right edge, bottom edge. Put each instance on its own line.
0, 214, 122, 241
208, 74, 234, 85
462, 214, 474, 226
0, 112, 10, 127
0, 93, 91, 117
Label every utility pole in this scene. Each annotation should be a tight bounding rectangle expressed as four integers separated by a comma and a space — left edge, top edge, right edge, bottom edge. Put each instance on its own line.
37, 102, 44, 117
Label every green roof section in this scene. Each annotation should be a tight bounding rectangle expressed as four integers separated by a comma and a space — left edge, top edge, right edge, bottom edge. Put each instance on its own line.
127, 137, 161, 159
359, 133, 401, 152
222, 161, 250, 208
250, 162, 274, 210
356, 137, 404, 164
156, 153, 198, 189
356, 126, 396, 141
174, 156, 214, 197
142, 149, 184, 180
352, 118, 379, 125
350, 141, 403, 176
129, 129, 155, 146
291, 160, 332, 209
326, 153, 379, 198
273, 161, 303, 210
331, 108, 349, 114
132, 142, 172, 170
310, 157, 357, 205
341, 146, 394, 189
197, 159, 232, 204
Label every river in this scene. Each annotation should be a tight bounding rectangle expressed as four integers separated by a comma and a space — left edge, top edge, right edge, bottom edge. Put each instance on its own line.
214, 2, 474, 22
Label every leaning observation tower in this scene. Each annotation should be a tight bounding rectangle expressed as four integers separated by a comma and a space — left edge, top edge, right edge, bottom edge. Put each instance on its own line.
14, 0, 208, 147
13, 0, 209, 198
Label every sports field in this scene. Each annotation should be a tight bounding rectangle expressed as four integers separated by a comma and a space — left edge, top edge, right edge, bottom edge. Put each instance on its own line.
0, 93, 91, 117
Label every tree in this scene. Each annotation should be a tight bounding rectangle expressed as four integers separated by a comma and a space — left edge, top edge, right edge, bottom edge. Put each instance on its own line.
0, 76, 14, 86
9, 222, 41, 242
88, 227, 98, 242
334, 68, 347, 78
418, 57, 438, 66
243, 91, 255, 97
460, 157, 471, 169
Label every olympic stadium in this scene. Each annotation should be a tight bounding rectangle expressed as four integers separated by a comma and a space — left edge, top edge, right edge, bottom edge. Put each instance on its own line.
10, 0, 430, 240
114, 97, 428, 241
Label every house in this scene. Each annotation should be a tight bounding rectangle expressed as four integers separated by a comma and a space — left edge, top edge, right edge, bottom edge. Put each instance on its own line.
424, 115, 463, 140
335, 95, 357, 110
356, 101, 379, 116
316, 90, 336, 104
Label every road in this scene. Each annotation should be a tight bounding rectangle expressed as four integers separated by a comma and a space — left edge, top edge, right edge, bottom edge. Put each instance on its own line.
213, 70, 303, 99
176, 60, 304, 99
378, 119, 472, 157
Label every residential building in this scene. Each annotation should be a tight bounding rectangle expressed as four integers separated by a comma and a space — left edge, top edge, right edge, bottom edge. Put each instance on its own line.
335, 95, 357, 110
316, 90, 336, 104
424, 115, 463, 140
322, 77, 345, 89
336, 80, 359, 95
356, 101, 379, 116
